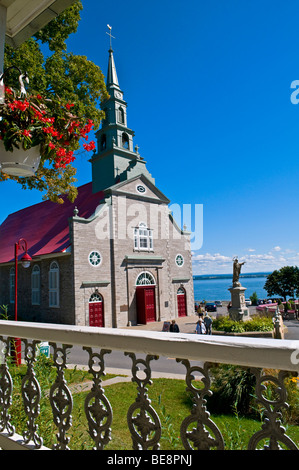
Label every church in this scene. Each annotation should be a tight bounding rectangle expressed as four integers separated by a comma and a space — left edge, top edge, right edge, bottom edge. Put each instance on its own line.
0, 44, 194, 328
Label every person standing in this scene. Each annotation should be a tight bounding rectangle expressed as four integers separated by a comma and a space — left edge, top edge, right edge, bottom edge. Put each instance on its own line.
195, 318, 206, 334
203, 313, 213, 335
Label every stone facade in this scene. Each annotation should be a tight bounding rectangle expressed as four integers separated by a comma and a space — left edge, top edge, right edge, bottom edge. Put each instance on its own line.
69, 175, 193, 328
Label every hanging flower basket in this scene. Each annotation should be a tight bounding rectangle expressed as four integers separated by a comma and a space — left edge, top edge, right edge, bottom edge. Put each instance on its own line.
0, 67, 95, 178
0, 140, 40, 176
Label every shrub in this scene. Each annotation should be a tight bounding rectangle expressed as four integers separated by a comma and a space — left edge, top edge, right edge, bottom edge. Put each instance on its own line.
208, 365, 256, 416
213, 316, 273, 333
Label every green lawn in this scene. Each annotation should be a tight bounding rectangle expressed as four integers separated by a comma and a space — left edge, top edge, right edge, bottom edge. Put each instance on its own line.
7, 361, 299, 450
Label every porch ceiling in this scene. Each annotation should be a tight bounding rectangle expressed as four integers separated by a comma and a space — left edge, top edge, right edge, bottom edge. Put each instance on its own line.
0, 0, 76, 47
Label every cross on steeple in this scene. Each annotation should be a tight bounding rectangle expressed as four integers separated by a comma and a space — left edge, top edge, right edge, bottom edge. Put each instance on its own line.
106, 24, 115, 50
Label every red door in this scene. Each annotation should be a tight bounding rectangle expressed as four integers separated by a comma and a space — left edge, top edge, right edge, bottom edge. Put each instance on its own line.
89, 301, 104, 327
136, 286, 156, 324
177, 288, 187, 317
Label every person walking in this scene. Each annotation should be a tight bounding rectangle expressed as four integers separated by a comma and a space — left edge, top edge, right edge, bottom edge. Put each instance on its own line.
203, 312, 213, 335
195, 318, 206, 334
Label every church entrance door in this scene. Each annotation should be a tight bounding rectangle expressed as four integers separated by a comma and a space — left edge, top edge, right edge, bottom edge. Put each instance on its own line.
136, 286, 156, 324
89, 293, 104, 327
177, 287, 187, 317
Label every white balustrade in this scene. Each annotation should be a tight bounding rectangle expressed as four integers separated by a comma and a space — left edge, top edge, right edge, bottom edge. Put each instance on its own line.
0, 320, 298, 450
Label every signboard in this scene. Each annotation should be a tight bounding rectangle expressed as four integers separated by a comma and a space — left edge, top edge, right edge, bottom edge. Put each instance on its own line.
38, 342, 50, 358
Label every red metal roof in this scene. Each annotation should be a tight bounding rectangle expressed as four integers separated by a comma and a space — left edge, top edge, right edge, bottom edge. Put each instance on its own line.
0, 182, 105, 263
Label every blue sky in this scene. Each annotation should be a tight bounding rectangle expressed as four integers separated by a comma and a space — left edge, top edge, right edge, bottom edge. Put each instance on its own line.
1, 0, 299, 275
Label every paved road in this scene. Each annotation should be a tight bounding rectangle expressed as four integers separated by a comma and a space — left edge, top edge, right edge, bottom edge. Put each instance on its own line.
67, 309, 299, 375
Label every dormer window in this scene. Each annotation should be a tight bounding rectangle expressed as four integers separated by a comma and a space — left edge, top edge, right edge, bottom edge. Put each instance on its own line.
122, 132, 129, 149
134, 222, 153, 251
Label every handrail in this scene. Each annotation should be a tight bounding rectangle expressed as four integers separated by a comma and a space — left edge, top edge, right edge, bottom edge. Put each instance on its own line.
0, 320, 298, 372
0, 320, 298, 451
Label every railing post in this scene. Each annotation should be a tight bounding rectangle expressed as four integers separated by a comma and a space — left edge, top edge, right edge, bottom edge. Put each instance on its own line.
49, 343, 73, 450
0, 337, 15, 436
248, 368, 299, 450
177, 359, 225, 450
126, 352, 161, 450
21, 340, 43, 448
83, 347, 113, 450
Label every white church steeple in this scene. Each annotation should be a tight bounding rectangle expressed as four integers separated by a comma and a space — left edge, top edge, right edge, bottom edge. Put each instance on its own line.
91, 27, 154, 193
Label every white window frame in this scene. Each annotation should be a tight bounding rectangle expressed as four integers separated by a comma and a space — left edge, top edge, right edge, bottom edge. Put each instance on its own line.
136, 271, 156, 286
175, 254, 184, 267
89, 293, 103, 303
88, 251, 102, 267
31, 265, 40, 305
9, 267, 15, 304
49, 261, 59, 308
134, 222, 153, 252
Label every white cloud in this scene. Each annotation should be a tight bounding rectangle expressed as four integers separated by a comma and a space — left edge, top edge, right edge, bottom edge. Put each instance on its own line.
192, 247, 299, 275
192, 252, 231, 263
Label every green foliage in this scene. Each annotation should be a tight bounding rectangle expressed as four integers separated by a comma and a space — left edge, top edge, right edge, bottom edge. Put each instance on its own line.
208, 365, 257, 416
0, 304, 9, 320
212, 316, 274, 333
34, 1, 83, 52
1, 0, 108, 203
249, 291, 258, 306
264, 266, 299, 301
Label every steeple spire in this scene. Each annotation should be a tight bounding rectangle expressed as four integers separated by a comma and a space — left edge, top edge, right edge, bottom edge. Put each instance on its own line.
107, 48, 119, 89
106, 25, 119, 89
90, 29, 155, 193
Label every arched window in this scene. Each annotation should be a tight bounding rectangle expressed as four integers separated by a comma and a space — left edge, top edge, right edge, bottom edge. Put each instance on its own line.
136, 271, 156, 286
89, 293, 103, 303
177, 287, 186, 295
122, 132, 129, 149
31, 265, 40, 305
134, 222, 153, 251
9, 267, 15, 304
49, 261, 59, 307
118, 107, 125, 124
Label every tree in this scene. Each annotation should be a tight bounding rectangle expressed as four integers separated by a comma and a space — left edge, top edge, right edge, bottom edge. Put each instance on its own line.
264, 266, 299, 301
249, 291, 258, 306
1, 1, 108, 203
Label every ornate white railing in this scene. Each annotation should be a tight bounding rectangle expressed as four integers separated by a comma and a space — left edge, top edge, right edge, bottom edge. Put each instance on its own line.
0, 320, 298, 451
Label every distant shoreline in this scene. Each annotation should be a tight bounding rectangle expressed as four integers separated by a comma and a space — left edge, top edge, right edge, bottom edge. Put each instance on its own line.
193, 272, 270, 281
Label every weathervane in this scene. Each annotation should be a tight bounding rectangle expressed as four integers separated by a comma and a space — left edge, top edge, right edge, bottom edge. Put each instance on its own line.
106, 24, 116, 50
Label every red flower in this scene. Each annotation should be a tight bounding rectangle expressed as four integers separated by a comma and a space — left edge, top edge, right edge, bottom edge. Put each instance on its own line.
22, 130, 32, 137
83, 140, 96, 152
66, 103, 75, 110
14, 100, 29, 111
56, 148, 66, 157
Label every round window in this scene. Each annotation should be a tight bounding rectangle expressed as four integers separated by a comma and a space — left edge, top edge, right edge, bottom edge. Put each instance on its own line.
136, 184, 146, 194
175, 254, 184, 267
89, 251, 102, 267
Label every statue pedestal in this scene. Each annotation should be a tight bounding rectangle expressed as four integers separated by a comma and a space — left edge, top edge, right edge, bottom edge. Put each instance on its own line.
228, 283, 249, 321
